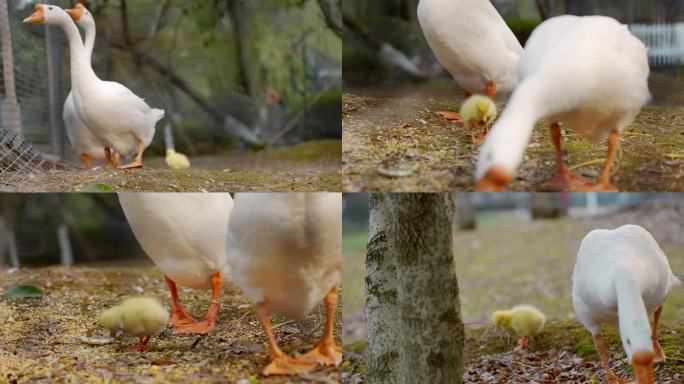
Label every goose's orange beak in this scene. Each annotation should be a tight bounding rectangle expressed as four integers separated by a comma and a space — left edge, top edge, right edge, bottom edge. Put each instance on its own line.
65, 3, 85, 21
632, 351, 654, 384
475, 166, 512, 192
23, 4, 45, 24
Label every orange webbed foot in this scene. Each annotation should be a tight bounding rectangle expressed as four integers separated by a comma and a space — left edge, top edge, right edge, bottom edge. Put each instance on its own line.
570, 181, 618, 192
542, 171, 593, 191
302, 342, 342, 367
263, 356, 318, 376
118, 161, 143, 170
436, 111, 462, 121
169, 309, 196, 327
173, 319, 215, 335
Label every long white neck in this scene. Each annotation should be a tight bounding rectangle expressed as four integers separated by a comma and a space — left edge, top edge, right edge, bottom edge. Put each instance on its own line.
615, 270, 653, 359
83, 21, 96, 64
58, 17, 98, 90
476, 77, 547, 178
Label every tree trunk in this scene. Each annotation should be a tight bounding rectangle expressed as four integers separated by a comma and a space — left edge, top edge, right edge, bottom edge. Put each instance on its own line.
365, 193, 401, 383
366, 193, 464, 384
530, 193, 567, 219
0, 0, 23, 137
227, 0, 257, 98
453, 193, 475, 231
317, 0, 342, 38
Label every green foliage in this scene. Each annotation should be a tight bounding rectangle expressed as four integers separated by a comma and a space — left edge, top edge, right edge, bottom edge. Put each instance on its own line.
505, 18, 541, 46
4, 284, 44, 299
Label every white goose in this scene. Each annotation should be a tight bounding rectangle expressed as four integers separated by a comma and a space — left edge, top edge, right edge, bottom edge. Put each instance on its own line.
118, 193, 233, 334
62, 4, 108, 169
417, 0, 522, 120
226, 193, 342, 376
475, 15, 650, 192
24, 4, 163, 169
572, 225, 679, 384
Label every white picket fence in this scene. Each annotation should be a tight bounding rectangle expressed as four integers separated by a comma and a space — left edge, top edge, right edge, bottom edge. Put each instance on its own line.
630, 23, 684, 67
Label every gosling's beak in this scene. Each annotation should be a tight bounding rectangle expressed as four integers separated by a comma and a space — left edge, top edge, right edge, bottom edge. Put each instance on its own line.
475, 166, 512, 192
632, 351, 655, 384
23, 4, 45, 24
65, 3, 84, 21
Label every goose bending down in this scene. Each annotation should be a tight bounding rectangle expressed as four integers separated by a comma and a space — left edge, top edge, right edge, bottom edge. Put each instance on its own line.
62, 4, 109, 168
226, 193, 342, 376
24, 4, 164, 169
572, 225, 679, 384
475, 15, 650, 192
119, 193, 233, 334
417, 0, 522, 120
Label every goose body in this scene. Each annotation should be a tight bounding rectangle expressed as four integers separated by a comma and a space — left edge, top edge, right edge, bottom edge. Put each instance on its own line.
118, 193, 232, 289
417, 0, 522, 96
25, 4, 163, 168
572, 225, 678, 383
227, 193, 341, 320
226, 193, 342, 375
476, 15, 650, 192
62, 4, 104, 166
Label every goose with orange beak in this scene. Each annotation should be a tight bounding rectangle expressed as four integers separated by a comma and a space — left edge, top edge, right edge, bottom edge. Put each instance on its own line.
475, 15, 650, 192
572, 225, 679, 384
24, 4, 163, 169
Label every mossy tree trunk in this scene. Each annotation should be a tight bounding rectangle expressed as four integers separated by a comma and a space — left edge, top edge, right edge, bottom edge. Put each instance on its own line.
366, 193, 464, 384
366, 193, 401, 383
531, 193, 567, 219
453, 193, 475, 231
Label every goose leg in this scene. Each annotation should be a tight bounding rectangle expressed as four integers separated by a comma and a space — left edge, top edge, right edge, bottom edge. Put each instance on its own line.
81, 154, 93, 169
104, 147, 115, 169
257, 301, 318, 376
303, 286, 343, 366
486, 81, 496, 99
436, 90, 472, 121
174, 272, 221, 334
113, 152, 121, 168
573, 130, 620, 192
542, 122, 592, 190
119, 140, 145, 169
652, 306, 666, 363
594, 334, 629, 384
165, 275, 197, 328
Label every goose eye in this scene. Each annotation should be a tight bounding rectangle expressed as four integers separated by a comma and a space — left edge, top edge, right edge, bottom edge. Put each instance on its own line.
48, 6, 53, 10
626, 339, 631, 346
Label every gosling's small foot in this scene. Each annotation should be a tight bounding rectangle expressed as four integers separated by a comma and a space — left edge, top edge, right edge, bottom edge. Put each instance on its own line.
263, 356, 318, 376
571, 181, 618, 192
127, 344, 148, 353
542, 171, 593, 191
471, 133, 484, 145
302, 342, 342, 367
436, 111, 462, 121
515, 335, 531, 350
173, 319, 215, 334
653, 340, 666, 363
606, 376, 629, 384
119, 161, 143, 170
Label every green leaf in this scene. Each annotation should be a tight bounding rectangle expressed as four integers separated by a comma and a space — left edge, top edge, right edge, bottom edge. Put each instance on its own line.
4, 284, 44, 298
83, 184, 115, 193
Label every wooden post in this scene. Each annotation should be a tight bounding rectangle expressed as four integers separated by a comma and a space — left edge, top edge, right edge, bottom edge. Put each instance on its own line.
0, 0, 23, 138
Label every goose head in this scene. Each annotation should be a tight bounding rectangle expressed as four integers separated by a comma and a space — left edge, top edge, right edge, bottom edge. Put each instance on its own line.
621, 322, 655, 384
65, 3, 95, 30
23, 4, 70, 26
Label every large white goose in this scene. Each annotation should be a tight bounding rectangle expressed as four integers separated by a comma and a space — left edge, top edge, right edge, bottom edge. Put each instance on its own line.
572, 225, 679, 384
62, 4, 108, 168
417, 0, 523, 120
118, 193, 233, 334
475, 15, 650, 192
226, 193, 342, 376
24, 4, 163, 169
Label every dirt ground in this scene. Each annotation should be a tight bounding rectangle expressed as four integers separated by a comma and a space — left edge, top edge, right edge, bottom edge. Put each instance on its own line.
0, 266, 341, 383
5, 140, 342, 192
342, 77, 684, 192
341, 199, 684, 383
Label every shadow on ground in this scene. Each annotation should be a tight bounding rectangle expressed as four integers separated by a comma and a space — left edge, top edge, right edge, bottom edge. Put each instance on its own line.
0, 266, 341, 383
